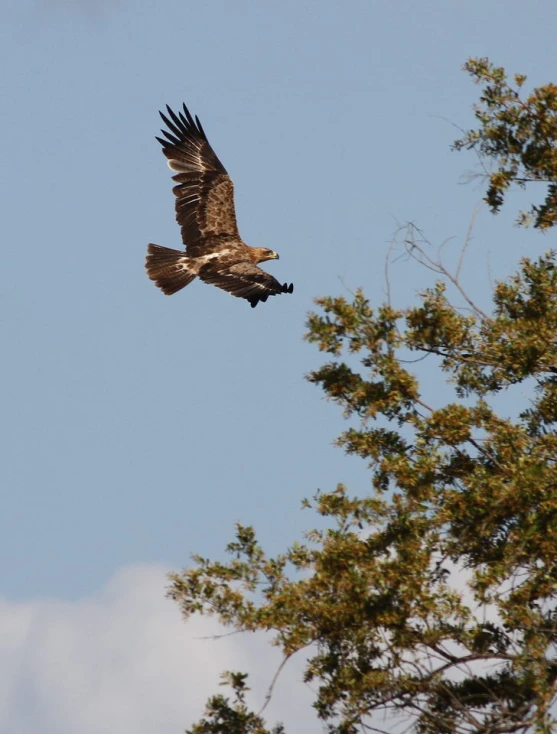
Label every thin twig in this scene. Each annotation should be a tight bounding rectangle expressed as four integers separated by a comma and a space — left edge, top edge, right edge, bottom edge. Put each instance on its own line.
403, 222, 491, 321
456, 201, 483, 281
194, 629, 245, 640
257, 651, 295, 716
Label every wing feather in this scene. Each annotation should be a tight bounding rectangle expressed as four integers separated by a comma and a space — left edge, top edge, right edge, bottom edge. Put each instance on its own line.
157, 104, 240, 253
199, 261, 294, 308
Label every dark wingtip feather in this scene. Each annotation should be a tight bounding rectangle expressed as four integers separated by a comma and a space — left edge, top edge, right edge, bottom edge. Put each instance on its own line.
195, 114, 207, 139
165, 105, 186, 133
160, 128, 180, 145
160, 109, 183, 139
165, 104, 180, 123
182, 103, 194, 123
159, 103, 209, 143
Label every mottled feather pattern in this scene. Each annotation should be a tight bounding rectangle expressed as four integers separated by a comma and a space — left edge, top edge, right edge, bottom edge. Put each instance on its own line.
155, 104, 238, 248
199, 261, 293, 308
146, 244, 198, 295
146, 103, 293, 307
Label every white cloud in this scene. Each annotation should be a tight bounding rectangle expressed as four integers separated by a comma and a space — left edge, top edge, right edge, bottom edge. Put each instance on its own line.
0, 565, 321, 734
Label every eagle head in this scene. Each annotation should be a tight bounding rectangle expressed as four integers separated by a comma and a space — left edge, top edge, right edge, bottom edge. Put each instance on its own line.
252, 247, 280, 264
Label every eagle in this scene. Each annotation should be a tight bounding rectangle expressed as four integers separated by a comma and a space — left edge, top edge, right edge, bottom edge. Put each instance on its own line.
145, 104, 294, 308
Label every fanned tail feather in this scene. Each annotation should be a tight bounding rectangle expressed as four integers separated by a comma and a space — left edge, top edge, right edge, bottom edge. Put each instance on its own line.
145, 244, 198, 295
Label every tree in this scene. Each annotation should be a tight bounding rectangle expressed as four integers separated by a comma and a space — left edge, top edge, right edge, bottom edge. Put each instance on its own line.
184, 673, 284, 734
453, 57, 557, 230
169, 59, 557, 734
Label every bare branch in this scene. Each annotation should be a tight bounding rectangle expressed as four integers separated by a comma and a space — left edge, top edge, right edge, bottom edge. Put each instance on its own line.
257, 651, 296, 716
402, 222, 491, 321
456, 201, 483, 281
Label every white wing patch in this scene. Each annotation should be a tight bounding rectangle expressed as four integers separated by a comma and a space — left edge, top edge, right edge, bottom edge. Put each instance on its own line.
167, 148, 207, 174
196, 250, 233, 265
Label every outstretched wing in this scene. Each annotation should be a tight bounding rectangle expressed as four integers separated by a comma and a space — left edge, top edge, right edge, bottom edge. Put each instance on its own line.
157, 104, 240, 254
199, 260, 294, 308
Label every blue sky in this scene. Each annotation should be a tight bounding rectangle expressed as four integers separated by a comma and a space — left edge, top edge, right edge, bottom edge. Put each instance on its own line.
2, 0, 557, 731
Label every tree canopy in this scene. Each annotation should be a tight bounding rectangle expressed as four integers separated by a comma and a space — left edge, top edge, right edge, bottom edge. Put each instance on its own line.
170, 59, 557, 734
453, 57, 557, 230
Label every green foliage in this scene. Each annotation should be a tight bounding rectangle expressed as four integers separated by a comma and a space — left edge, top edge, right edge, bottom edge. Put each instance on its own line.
171, 250, 557, 734
173, 59, 557, 734
454, 57, 557, 229
185, 672, 284, 734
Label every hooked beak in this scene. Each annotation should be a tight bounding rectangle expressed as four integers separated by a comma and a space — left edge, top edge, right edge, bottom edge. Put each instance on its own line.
273, 252, 280, 260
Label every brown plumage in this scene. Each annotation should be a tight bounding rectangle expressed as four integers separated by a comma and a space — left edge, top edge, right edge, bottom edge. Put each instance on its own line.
145, 103, 293, 308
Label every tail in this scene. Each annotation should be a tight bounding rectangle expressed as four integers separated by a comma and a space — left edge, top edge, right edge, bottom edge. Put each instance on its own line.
146, 244, 197, 295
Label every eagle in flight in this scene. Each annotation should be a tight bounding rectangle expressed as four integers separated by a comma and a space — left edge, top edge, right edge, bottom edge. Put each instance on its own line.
146, 104, 294, 308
